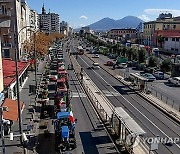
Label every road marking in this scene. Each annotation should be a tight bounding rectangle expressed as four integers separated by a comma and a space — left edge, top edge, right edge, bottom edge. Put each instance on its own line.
72, 92, 87, 98
79, 56, 180, 149
102, 90, 120, 96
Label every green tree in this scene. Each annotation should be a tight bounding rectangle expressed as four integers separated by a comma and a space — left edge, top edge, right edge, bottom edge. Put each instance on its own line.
157, 35, 165, 48
138, 49, 146, 63
148, 56, 157, 67
160, 59, 172, 72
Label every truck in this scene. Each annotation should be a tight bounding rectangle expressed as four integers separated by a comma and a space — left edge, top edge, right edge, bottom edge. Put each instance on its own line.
77, 46, 84, 55
54, 111, 77, 152
113, 56, 128, 69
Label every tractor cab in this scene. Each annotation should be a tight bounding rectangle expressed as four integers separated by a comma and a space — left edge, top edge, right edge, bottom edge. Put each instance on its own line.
58, 66, 65, 72
58, 57, 64, 63
58, 62, 65, 68
58, 71, 69, 81
56, 78, 66, 90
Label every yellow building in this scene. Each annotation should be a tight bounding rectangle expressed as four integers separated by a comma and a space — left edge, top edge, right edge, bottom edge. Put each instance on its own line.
143, 13, 180, 46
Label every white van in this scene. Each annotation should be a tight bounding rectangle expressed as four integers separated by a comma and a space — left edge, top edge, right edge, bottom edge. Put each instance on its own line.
168, 77, 180, 86
92, 63, 100, 69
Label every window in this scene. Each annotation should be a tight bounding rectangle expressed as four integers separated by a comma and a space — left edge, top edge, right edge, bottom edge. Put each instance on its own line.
173, 25, 176, 29
4, 49, 10, 58
176, 38, 179, 41
165, 38, 168, 41
171, 48, 174, 51
175, 49, 178, 51
172, 38, 175, 41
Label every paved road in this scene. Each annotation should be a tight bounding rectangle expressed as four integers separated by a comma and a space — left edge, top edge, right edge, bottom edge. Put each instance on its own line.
89, 50, 180, 110
35, 41, 119, 154
71, 39, 180, 154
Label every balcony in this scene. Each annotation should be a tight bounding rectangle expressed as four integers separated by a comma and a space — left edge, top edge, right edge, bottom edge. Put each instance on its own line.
0, 0, 11, 3
1, 43, 12, 49
0, 10, 11, 18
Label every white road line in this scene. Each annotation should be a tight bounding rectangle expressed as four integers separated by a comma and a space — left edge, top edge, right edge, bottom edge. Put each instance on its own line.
79, 56, 180, 149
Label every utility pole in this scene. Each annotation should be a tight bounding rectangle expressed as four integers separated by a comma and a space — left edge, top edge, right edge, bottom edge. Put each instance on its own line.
34, 32, 37, 99
0, 107, 5, 154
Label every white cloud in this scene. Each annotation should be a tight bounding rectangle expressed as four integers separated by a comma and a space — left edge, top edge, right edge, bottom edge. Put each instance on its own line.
144, 9, 180, 17
138, 15, 151, 22
79, 15, 88, 20
72, 24, 85, 29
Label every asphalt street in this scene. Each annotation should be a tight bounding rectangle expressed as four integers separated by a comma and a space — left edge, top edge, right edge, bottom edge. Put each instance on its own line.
35, 41, 119, 154
71, 39, 180, 154
95, 53, 180, 110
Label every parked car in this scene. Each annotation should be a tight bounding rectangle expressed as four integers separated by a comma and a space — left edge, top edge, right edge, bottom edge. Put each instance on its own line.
168, 77, 180, 86
153, 71, 164, 79
93, 54, 99, 58
141, 73, 156, 81
104, 61, 114, 66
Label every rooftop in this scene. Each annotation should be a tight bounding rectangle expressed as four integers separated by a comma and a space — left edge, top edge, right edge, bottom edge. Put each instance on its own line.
2, 58, 29, 88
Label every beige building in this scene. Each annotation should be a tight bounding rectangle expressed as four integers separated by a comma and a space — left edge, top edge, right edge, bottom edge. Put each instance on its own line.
39, 4, 60, 34
143, 13, 180, 46
0, 0, 35, 60
108, 28, 137, 42
0, 37, 3, 93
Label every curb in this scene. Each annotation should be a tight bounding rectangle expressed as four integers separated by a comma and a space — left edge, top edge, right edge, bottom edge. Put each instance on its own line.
84, 53, 180, 124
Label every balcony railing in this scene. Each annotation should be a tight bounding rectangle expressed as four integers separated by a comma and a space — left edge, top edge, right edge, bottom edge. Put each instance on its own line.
0, 0, 11, 3
1, 43, 12, 48
0, 10, 11, 17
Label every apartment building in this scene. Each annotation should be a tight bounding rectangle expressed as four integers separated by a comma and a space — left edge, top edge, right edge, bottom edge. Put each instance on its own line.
39, 4, 60, 34
0, 37, 3, 104
143, 13, 180, 47
163, 36, 180, 54
0, 0, 37, 60
108, 28, 137, 41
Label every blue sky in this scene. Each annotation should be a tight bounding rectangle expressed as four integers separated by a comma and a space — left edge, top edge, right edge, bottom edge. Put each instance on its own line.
26, 0, 180, 28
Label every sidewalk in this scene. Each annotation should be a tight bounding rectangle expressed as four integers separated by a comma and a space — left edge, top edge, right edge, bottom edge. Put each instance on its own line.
1, 59, 46, 154
84, 53, 180, 123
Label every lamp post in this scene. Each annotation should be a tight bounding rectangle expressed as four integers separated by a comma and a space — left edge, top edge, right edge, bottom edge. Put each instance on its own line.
14, 25, 33, 144
0, 106, 8, 154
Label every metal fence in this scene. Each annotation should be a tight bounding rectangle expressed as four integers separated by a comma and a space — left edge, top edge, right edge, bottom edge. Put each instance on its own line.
147, 85, 180, 112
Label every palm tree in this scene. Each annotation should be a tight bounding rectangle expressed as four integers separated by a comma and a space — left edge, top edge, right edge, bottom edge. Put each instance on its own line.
157, 35, 165, 48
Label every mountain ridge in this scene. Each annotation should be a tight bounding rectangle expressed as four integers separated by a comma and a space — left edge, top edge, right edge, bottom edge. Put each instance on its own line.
79, 16, 144, 32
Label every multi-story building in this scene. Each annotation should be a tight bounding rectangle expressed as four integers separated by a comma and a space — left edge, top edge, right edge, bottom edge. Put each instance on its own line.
108, 28, 137, 43
0, 37, 3, 93
39, 4, 60, 34
143, 13, 180, 47
0, 0, 36, 60
60, 21, 68, 35
30, 9, 38, 30
0, 37, 3, 104
163, 36, 180, 54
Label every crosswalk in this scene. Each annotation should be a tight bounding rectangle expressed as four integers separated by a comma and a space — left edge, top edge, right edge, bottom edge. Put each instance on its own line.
71, 92, 87, 98
102, 90, 120, 97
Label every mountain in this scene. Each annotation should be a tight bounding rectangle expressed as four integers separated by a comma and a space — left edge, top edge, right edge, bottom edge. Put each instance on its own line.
86, 16, 144, 31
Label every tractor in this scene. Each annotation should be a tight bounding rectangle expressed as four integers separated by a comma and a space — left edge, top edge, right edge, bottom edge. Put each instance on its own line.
54, 111, 77, 152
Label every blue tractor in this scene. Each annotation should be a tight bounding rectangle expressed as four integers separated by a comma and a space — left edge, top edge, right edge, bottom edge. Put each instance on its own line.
54, 111, 76, 152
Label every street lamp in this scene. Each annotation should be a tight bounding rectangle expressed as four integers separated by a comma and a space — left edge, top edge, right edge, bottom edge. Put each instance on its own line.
14, 25, 33, 144
28, 28, 41, 105
0, 106, 8, 154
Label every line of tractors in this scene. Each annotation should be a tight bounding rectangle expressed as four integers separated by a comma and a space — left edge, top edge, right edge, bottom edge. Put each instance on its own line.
48, 44, 77, 153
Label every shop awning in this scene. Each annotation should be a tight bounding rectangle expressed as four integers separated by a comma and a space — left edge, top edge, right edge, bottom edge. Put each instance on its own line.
1, 98, 25, 121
